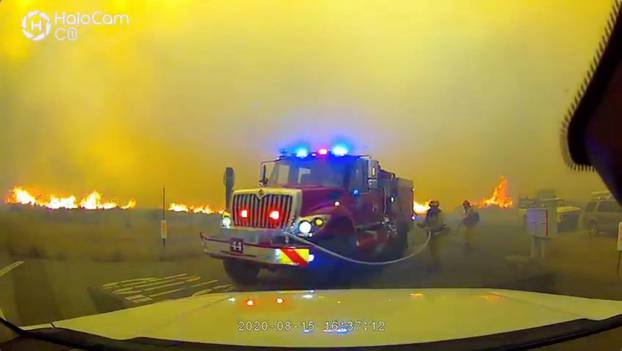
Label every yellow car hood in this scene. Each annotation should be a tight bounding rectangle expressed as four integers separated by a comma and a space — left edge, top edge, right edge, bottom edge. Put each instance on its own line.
38, 288, 622, 348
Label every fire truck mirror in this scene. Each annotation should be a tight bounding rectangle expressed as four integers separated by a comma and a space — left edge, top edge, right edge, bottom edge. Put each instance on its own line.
223, 167, 235, 187
259, 164, 268, 186
368, 160, 379, 189
224, 167, 235, 210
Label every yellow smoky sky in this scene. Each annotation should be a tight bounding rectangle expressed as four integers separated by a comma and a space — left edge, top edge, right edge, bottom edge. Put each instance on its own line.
0, 0, 615, 208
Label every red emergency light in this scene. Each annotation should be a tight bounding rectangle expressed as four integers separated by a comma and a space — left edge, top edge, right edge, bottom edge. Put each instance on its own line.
269, 210, 280, 220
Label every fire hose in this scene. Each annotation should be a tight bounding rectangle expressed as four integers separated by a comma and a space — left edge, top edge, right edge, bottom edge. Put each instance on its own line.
284, 227, 434, 266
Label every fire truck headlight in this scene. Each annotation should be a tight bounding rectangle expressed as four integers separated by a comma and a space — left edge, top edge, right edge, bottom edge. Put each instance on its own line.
221, 215, 232, 228
298, 221, 312, 234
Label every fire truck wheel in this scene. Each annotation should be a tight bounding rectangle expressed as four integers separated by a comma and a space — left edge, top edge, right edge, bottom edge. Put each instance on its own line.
223, 259, 260, 286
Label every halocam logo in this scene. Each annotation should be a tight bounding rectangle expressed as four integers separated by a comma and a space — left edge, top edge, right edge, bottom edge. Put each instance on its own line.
22, 11, 52, 41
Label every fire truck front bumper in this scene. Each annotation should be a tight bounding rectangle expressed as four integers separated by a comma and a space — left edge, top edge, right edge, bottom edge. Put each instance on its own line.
199, 228, 313, 267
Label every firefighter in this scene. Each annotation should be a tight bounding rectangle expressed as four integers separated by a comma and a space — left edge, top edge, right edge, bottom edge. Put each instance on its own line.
421, 200, 447, 270
461, 200, 480, 251
425, 201, 443, 229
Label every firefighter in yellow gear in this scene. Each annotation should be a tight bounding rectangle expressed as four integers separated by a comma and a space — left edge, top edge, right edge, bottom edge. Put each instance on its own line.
419, 200, 448, 270
461, 200, 480, 251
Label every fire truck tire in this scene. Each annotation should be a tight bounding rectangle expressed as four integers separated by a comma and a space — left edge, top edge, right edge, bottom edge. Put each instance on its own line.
223, 259, 260, 285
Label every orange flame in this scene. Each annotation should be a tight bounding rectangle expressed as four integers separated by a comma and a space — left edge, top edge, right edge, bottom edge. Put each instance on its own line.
168, 203, 189, 212
47, 195, 78, 209
477, 177, 513, 208
121, 199, 137, 209
413, 200, 431, 214
5, 187, 136, 210
168, 202, 215, 214
8, 187, 37, 206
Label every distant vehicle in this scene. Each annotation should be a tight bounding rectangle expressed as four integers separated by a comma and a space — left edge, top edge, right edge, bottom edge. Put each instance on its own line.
582, 192, 622, 236
200, 146, 414, 285
518, 191, 581, 232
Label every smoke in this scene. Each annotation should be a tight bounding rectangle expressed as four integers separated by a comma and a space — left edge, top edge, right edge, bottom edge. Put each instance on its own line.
0, 0, 613, 207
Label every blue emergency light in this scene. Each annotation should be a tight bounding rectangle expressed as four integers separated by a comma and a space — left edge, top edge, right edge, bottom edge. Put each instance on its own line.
331, 144, 349, 156
284, 144, 351, 158
295, 147, 309, 158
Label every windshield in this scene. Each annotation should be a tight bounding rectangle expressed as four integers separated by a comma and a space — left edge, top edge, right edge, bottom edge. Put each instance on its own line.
267, 158, 350, 188
1, 0, 622, 349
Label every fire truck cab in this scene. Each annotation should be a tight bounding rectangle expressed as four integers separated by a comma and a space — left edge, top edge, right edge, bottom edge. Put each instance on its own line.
200, 146, 413, 285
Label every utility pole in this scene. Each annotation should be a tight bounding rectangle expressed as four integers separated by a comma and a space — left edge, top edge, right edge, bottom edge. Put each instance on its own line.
161, 186, 167, 247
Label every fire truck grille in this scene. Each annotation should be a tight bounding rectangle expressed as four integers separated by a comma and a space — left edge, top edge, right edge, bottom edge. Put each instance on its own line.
231, 193, 295, 229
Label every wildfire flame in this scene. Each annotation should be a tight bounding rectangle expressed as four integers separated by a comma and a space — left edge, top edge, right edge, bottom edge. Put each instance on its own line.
80, 192, 118, 210
168, 203, 189, 212
121, 199, 137, 209
168, 202, 214, 214
477, 176, 513, 208
413, 200, 431, 214
5, 187, 136, 210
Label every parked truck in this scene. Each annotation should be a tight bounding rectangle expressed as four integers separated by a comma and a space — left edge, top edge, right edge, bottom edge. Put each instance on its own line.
200, 146, 413, 284
518, 189, 581, 232
582, 191, 622, 236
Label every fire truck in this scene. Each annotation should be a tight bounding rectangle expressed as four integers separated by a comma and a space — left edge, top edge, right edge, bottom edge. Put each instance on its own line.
200, 146, 414, 284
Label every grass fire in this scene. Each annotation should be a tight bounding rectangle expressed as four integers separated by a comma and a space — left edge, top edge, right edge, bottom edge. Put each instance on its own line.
476, 177, 513, 209
5, 187, 136, 210
413, 201, 431, 215
168, 202, 217, 214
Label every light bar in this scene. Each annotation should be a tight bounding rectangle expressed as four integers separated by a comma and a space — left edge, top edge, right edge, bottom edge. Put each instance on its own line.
280, 143, 353, 158
331, 145, 349, 156
295, 148, 309, 158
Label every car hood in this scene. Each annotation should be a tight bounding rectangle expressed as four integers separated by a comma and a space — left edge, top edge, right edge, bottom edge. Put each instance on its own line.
27, 288, 622, 348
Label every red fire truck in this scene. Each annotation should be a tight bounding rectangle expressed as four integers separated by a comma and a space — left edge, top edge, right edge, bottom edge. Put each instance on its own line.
200, 146, 414, 284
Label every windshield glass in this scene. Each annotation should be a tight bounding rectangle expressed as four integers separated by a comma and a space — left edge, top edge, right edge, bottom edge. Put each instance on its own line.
267, 158, 350, 187
1, 0, 621, 349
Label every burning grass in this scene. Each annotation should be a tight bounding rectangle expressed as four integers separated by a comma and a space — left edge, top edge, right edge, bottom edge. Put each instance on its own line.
168, 202, 217, 214
5, 187, 136, 210
476, 176, 513, 209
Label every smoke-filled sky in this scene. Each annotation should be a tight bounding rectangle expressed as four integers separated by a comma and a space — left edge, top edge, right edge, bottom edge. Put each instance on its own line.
0, 0, 615, 208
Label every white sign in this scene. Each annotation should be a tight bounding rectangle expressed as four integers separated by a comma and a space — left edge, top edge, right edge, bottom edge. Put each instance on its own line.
527, 208, 548, 238
617, 222, 622, 251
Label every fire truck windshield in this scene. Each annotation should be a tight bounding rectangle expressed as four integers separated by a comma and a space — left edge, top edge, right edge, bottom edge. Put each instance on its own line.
266, 158, 351, 188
